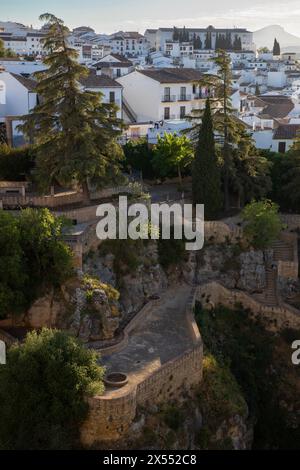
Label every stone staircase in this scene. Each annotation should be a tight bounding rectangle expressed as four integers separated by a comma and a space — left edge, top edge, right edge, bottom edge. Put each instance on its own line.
254, 238, 295, 307
255, 264, 279, 307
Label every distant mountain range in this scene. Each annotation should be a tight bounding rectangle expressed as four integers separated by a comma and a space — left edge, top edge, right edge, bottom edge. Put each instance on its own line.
254, 25, 300, 52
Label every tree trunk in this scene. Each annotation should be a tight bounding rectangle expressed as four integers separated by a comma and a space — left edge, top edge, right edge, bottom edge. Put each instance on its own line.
81, 179, 90, 205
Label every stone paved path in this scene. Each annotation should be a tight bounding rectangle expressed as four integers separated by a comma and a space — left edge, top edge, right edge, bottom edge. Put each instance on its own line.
101, 284, 193, 391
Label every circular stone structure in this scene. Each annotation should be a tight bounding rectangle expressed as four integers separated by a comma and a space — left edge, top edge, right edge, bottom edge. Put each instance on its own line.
104, 372, 129, 388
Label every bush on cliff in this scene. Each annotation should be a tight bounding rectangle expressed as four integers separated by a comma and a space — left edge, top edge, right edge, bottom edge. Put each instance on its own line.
241, 199, 283, 249
0, 329, 105, 449
0, 209, 73, 318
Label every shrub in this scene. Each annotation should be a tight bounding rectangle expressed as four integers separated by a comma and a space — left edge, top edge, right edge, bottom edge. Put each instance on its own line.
0, 329, 105, 449
0, 144, 35, 181
0, 209, 73, 317
241, 199, 283, 249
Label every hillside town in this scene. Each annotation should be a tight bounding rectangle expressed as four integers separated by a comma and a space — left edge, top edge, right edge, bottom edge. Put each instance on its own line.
1, 21, 300, 152
1, 8, 300, 457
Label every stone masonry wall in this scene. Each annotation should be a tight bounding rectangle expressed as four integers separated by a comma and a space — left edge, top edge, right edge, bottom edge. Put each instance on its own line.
197, 282, 300, 332
80, 289, 203, 446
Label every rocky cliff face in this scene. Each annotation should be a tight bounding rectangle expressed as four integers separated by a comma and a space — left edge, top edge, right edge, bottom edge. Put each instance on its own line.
20, 239, 270, 343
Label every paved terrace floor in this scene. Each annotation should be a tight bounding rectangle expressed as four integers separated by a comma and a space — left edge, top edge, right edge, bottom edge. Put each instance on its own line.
100, 284, 193, 397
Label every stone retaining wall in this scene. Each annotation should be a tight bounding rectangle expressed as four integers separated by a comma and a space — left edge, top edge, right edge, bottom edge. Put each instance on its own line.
80, 291, 203, 446
197, 282, 300, 331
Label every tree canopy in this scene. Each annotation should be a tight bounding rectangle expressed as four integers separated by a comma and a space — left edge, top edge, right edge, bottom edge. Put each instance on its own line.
192, 98, 222, 219
0, 209, 73, 318
0, 329, 105, 449
19, 13, 124, 201
152, 133, 193, 187
241, 199, 283, 250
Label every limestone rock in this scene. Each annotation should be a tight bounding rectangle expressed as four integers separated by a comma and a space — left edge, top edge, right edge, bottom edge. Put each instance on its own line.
237, 250, 266, 292
26, 292, 60, 329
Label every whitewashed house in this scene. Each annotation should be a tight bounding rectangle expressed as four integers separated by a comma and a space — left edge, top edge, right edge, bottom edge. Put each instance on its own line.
109, 32, 149, 58
0, 71, 37, 146
93, 54, 134, 78
116, 68, 206, 123
79, 69, 123, 119
271, 124, 300, 153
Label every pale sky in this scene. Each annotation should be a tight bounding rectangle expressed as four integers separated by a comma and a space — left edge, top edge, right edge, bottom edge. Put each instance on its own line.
1, 0, 300, 36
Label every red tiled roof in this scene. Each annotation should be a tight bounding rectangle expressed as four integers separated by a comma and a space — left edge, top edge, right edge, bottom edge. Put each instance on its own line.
273, 124, 300, 140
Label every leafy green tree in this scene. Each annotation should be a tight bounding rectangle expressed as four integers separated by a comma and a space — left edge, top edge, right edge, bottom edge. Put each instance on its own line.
192, 98, 222, 219
194, 50, 244, 211
152, 133, 193, 187
230, 132, 272, 208
0, 39, 15, 58
0, 212, 27, 318
258, 47, 270, 54
0, 39, 5, 57
268, 148, 300, 212
241, 199, 283, 250
18, 208, 73, 299
273, 38, 281, 56
0, 329, 105, 449
0, 144, 35, 181
19, 13, 124, 202
123, 138, 156, 179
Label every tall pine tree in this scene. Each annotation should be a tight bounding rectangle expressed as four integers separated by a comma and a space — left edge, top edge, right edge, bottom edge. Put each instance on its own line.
19, 13, 124, 202
192, 99, 222, 219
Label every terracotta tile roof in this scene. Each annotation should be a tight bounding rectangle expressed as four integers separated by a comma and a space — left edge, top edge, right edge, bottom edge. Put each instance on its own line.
94, 61, 132, 68
79, 69, 122, 88
273, 124, 300, 140
138, 68, 203, 83
258, 95, 294, 119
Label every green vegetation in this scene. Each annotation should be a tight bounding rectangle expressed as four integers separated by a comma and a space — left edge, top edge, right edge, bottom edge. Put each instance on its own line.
191, 50, 271, 212
152, 133, 193, 187
0, 38, 16, 58
0, 209, 73, 318
0, 329, 105, 449
123, 139, 156, 180
267, 150, 300, 212
98, 239, 143, 281
82, 274, 120, 301
19, 13, 124, 201
161, 404, 183, 431
0, 145, 35, 181
241, 199, 283, 249
192, 98, 222, 219
157, 236, 187, 269
196, 303, 300, 449
273, 38, 281, 56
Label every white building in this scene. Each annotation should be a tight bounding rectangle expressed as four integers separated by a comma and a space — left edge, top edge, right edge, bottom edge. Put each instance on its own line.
0, 31, 46, 57
117, 68, 207, 122
79, 69, 123, 119
93, 54, 134, 78
272, 124, 300, 153
0, 71, 38, 146
109, 32, 149, 57
145, 26, 254, 52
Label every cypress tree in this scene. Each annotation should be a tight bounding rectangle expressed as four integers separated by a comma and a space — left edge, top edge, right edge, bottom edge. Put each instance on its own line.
205, 32, 212, 49
192, 98, 222, 219
19, 13, 124, 202
273, 38, 281, 56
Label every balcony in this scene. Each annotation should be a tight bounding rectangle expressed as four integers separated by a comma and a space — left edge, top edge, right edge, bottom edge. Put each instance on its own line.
193, 93, 204, 100
178, 94, 191, 101
161, 95, 177, 102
